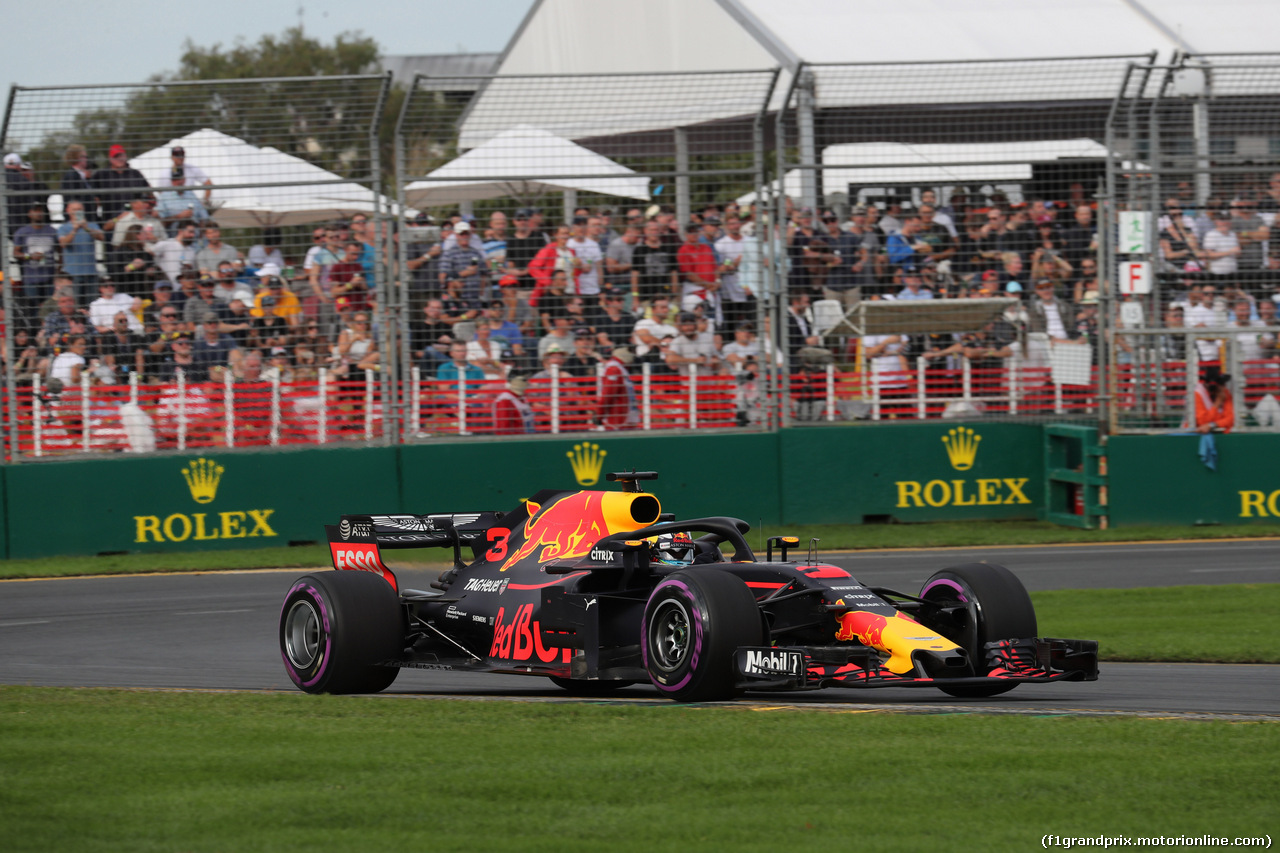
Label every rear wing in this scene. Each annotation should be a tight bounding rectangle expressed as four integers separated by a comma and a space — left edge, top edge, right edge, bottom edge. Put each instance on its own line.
325, 512, 504, 591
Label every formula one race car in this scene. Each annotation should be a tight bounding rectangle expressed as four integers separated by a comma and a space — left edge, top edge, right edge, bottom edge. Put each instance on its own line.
279, 472, 1097, 702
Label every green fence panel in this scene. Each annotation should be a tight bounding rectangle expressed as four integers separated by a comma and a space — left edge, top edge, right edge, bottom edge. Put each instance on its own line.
398, 433, 782, 525
779, 424, 1045, 524
1107, 434, 1280, 526
0, 465, 7, 559
5, 447, 401, 558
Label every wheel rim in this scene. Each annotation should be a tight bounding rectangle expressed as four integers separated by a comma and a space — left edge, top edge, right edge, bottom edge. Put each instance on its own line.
649, 599, 691, 672
284, 599, 322, 669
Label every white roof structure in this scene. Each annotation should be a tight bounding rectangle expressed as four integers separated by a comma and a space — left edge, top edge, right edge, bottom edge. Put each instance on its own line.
740, 139, 1118, 203
460, 0, 1280, 146
132, 128, 392, 228
404, 125, 650, 207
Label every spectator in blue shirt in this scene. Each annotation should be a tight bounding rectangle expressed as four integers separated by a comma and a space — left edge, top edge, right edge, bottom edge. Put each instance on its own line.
896, 265, 934, 300
436, 341, 484, 386
57, 201, 105, 298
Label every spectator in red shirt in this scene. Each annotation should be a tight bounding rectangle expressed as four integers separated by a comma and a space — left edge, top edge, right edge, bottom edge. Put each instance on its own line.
676, 222, 719, 316
528, 225, 577, 308
328, 242, 371, 314
492, 375, 536, 435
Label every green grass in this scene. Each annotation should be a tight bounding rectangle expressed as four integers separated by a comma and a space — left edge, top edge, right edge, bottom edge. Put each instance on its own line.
1, 688, 1275, 853
1033, 584, 1280, 663
5, 520, 1280, 580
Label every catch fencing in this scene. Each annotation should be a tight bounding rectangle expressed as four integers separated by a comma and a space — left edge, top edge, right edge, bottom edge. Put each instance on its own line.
0, 75, 394, 459
1102, 53, 1280, 432
7, 56, 1280, 461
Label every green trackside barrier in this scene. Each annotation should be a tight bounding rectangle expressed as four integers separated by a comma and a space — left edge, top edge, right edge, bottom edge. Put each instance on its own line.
779, 423, 1045, 525
1, 423, 1071, 560
4, 447, 401, 559
0, 465, 7, 559
1107, 433, 1280, 526
397, 432, 783, 524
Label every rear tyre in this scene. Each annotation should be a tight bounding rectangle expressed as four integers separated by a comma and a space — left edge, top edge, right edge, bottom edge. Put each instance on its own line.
919, 562, 1036, 699
280, 571, 404, 695
642, 570, 764, 702
547, 676, 636, 694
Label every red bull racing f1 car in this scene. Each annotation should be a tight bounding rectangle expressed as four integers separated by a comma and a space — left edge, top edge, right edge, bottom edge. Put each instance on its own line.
279, 472, 1098, 702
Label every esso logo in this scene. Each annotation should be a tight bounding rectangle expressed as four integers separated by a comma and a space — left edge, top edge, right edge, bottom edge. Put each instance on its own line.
332, 545, 380, 572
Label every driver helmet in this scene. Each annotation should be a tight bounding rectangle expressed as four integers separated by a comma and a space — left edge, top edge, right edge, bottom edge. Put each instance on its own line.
651, 532, 695, 564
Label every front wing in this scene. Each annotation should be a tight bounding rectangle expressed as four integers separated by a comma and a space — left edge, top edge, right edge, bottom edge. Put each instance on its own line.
735, 638, 1099, 691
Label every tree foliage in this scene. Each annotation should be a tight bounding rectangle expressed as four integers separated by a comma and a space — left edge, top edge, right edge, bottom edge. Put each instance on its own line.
16, 27, 394, 191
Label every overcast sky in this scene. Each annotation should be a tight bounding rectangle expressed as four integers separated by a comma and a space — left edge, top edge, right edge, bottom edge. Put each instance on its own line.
0, 0, 534, 96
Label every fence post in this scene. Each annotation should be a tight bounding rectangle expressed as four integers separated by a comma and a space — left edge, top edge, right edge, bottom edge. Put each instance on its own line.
550, 363, 560, 435
826, 363, 836, 421
1008, 353, 1020, 415
318, 368, 328, 445
224, 368, 234, 448
688, 364, 698, 429
270, 371, 280, 447
641, 363, 652, 431
916, 356, 927, 419
33, 375, 42, 459
410, 365, 421, 437
128, 370, 139, 406
81, 371, 91, 454
458, 370, 467, 436
177, 368, 187, 452
365, 369, 375, 441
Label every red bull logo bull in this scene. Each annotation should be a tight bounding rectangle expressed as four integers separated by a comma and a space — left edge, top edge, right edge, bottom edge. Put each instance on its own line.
500, 494, 610, 571
836, 611, 888, 647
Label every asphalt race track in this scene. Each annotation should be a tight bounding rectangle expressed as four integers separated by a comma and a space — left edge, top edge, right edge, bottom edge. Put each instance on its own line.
2, 539, 1277, 719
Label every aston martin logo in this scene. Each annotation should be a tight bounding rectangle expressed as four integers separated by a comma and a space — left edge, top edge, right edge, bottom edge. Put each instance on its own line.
182, 458, 224, 504
567, 442, 607, 486
942, 428, 980, 471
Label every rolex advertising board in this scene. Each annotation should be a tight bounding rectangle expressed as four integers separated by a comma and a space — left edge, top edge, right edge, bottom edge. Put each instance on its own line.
4, 447, 400, 559
1107, 433, 1280, 526
779, 424, 1045, 524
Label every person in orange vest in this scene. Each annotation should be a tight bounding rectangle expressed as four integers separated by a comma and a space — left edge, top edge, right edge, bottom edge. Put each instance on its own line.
1192, 365, 1234, 433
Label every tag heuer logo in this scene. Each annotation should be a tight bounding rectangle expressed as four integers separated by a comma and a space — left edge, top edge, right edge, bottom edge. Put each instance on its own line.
942, 427, 980, 471
182, 458, 224, 504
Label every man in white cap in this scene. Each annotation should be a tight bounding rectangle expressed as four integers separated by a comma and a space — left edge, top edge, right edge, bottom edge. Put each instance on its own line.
251, 264, 302, 327
439, 220, 488, 304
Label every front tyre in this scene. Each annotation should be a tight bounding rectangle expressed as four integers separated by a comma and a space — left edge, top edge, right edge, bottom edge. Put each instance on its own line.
280, 572, 404, 695
642, 570, 763, 702
919, 562, 1036, 699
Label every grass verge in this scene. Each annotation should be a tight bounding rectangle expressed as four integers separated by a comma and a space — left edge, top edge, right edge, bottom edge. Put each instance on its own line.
5, 520, 1280, 580
1032, 584, 1280, 663
2, 688, 1275, 853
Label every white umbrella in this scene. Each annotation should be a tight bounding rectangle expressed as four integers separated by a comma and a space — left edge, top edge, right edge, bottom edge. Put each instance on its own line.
132, 128, 397, 228
404, 125, 650, 207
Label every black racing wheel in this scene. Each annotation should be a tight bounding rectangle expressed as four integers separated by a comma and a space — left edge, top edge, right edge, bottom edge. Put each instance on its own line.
641, 569, 763, 702
280, 571, 404, 695
919, 562, 1037, 698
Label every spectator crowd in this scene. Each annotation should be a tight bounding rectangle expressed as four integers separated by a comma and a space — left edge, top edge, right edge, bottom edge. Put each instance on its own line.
6, 140, 1280, 435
